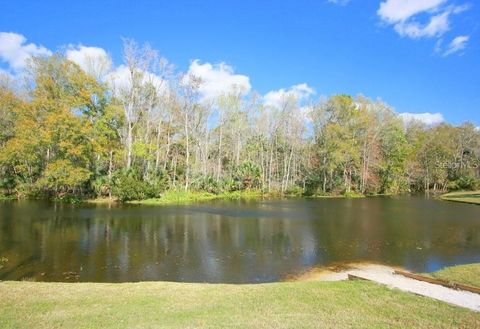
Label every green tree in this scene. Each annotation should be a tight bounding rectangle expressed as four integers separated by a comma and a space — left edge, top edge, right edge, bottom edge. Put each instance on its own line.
1, 55, 106, 197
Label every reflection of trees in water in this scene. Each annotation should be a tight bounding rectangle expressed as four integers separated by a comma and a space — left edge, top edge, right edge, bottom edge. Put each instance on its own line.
0, 198, 479, 282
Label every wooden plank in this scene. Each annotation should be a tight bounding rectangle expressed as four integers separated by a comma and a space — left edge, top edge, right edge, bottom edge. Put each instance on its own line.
454, 283, 480, 295
394, 270, 452, 287
348, 274, 368, 281
394, 270, 480, 295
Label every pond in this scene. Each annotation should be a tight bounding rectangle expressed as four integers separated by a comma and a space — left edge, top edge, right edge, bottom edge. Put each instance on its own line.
0, 196, 479, 283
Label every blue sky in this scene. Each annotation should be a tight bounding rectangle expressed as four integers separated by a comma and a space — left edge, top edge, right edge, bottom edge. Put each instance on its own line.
0, 0, 478, 125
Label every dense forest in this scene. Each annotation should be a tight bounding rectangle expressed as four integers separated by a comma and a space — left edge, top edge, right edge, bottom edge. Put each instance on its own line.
0, 40, 479, 201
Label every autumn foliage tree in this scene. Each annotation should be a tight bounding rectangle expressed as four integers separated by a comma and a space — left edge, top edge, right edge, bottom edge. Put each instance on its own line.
0, 42, 479, 201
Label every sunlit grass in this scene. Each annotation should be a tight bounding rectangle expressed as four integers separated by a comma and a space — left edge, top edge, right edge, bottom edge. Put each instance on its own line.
1, 278, 479, 328
426, 263, 480, 287
2, 264, 480, 328
440, 190, 480, 205
308, 192, 366, 199
128, 189, 264, 205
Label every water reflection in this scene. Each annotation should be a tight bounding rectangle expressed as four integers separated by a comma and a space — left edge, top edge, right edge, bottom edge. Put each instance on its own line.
0, 197, 479, 283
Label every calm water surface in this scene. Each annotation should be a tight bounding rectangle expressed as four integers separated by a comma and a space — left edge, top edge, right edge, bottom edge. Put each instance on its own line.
0, 196, 479, 283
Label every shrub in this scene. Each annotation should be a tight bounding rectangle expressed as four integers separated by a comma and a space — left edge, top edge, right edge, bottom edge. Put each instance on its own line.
192, 175, 220, 194
219, 177, 240, 192
147, 169, 169, 194
284, 185, 304, 196
232, 161, 261, 190
112, 169, 158, 201
92, 175, 111, 197
447, 176, 479, 191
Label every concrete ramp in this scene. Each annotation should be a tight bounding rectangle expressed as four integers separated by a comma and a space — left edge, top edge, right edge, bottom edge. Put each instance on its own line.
346, 265, 480, 312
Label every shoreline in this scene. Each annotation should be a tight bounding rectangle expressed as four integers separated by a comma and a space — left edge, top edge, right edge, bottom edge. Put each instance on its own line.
1, 263, 479, 328
3, 190, 478, 206
1, 188, 392, 206
2, 262, 478, 287
86, 190, 371, 206
439, 190, 480, 205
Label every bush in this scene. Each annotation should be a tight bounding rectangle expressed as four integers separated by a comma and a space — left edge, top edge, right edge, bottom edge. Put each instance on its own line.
232, 161, 261, 190
92, 175, 111, 197
147, 169, 169, 194
191, 175, 221, 194
284, 185, 304, 196
447, 176, 479, 191
219, 177, 240, 192
112, 169, 159, 201
458, 176, 479, 190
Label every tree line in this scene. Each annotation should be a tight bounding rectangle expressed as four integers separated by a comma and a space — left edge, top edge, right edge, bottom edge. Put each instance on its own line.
0, 40, 479, 201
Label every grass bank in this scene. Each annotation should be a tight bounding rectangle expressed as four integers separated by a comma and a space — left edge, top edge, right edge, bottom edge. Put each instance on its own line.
132, 189, 370, 206
1, 264, 480, 328
74, 190, 372, 205
425, 263, 480, 287
128, 189, 264, 205
440, 190, 480, 205
307, 191, 366, 199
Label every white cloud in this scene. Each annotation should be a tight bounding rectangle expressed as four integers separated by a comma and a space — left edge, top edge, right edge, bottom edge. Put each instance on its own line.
106, 64, 167, 97
66, 45, 112, 79
264, 83, 315, 109
105, 65, 131, 94
378, 0, 447, 23
187, 60, 251, 100
377, 1, 468, 41
443, 35, 469, 56
393, 11, 450, 38
0, 32, 51, 71
399, 112, 444, 125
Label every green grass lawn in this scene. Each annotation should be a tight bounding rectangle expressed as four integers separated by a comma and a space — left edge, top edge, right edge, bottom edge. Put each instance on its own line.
426, 263, 480, 287
440, 190, 480, 205
128, 189, 264, 205
85, 190, 265, 206
2, 265, 480, 329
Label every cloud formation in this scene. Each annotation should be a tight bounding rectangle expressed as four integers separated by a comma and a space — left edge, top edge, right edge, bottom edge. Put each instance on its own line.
106, 64, 167, 97
66, 45, 112, 79
377, 0, 469, 43
393, 10, 450, 38
187, 60, 251, 100
378, 0, 447, 23
0, 32, 51, 71
443, 35, 469, 56
264, 83, 315, 109
399, 112, 444, 126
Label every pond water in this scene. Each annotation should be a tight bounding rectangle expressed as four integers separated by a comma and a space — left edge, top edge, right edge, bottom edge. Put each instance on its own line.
0, 197, 479, 283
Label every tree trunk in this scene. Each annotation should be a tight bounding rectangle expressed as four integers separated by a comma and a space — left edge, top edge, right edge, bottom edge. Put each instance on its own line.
108, 150, 113, 199
126, 123, 133, 169
217, 122, 223, 182
155, 121, 162, 170
184, 111, 190, 192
